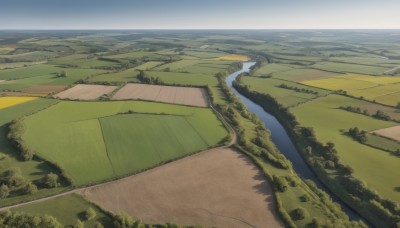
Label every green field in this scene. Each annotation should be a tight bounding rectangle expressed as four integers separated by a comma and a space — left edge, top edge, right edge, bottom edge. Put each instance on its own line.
22, 101, 228, 185
311, 61, 389, 75
254, 63, 298, 76
13, 194, 113, 227
272, 68, 340, 82
241, 76, 330, 107
144, 71, 218, 86
303, 74, 400, 106
291, 94, 400, 202
0, 66, 106, 91
89, 61, 163, 82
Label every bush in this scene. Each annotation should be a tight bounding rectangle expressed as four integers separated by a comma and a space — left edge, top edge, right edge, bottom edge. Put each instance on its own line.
41, 173, 59, 188
0, 184, 10, 199
84, 208, 97, 221
24, 182, 38, 195
290, 207, 307, 220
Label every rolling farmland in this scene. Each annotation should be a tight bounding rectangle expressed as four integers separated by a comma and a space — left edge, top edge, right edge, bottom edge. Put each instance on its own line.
21, 101, 228, 185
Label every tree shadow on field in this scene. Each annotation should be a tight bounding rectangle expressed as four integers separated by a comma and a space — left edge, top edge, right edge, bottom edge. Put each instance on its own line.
394, 187, 400, 192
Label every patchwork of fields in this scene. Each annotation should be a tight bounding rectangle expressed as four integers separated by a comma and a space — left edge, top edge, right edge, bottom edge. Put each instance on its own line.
112, 83, 208, 107
22, 101, 228, 185
302, 74, 400, 106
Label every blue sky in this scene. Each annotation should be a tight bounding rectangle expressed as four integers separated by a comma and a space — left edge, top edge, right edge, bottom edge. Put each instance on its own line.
1, 0, 399, 29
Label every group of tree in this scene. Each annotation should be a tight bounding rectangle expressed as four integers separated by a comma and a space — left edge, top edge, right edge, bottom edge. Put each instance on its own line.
277, 84, 319, 95
0, 210, 62, 227
348, 127, 368, 143
137, 70, 163, 85
7, 118, 35, 161
340, 106, 397, 122
0, 167, 59, 199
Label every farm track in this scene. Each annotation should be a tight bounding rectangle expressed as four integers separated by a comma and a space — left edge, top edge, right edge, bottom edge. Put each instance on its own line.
0, 101, 237, 211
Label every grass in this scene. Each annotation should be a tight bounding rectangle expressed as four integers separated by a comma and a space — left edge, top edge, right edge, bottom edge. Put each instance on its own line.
254, 63, 298, 76
0, 68, 107, 91
13, 194, 113, 227
241, 76, 330, 107
291, 94, 400, 203
89, 62, 163, 82
22, 101, 228, 185
100, 114, 217, 175
0, 64, 60, 80
366, 133, 400, 153
0, 96, 38, 110
144, 71, 218, 86
272, 68, 339, 82
312, 61, 389, 75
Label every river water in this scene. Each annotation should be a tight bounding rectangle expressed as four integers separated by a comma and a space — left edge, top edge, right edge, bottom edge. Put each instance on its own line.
226, 62, 363, 222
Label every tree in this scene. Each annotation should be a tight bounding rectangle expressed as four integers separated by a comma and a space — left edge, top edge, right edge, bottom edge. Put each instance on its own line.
74, 219, 84, 228
291, 207, 307, 220
397, 102, 400, 109
42, 173, 59, 188
24, 182, 38, 195
0, 185, 10, 199
113, 212, 134, 228
84, 208, 96, 221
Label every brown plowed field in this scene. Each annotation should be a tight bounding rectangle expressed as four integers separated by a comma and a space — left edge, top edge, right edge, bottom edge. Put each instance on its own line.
79, 148, 283, 228
112, 83, 208, 107
21, 85, 66, 94
373, 125, 400, 141
54, 84, 118, 100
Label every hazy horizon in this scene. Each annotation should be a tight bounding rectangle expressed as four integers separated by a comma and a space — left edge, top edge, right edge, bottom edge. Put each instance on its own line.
1, 0, 399, 29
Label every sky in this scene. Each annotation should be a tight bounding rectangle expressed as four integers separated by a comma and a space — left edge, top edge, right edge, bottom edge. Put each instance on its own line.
0, 0, 399, 29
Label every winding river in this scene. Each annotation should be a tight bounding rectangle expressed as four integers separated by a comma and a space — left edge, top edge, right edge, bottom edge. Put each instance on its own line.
226, 62, 364, 222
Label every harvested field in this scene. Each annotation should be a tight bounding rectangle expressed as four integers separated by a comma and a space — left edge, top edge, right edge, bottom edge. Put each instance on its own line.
54, 84, 117, 100
0, 80, 4, 83
216, 54, 249, 61
372, 125, 400, 141
21, 85, 66, 94
80, 148, 282, 228
112, 83, 208, 107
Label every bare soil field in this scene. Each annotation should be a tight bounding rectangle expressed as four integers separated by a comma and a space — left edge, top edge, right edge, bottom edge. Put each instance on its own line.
112, 83, 208, 107
21, 85, 66, 94
79, 148, 282, 228
54, 84, 118, 100
0, 80, 5, 83
372, 125, 400, 141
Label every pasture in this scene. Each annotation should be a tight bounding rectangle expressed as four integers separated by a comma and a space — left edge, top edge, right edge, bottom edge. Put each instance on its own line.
272, 68, 340, 82
144, 71, 218, 86
80, 148, 283, 228
254, 63, 298, 76
291, 94, 400, 202
54, 84, 118, 100
311, 61, 389, 75
22, 100, 228, 185
241, 76, 330, 107
112, 83, 208, 107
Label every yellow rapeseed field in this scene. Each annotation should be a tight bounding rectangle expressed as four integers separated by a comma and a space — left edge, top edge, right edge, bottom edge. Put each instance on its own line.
217, 54, 250, 61
0, 96, 38, 110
